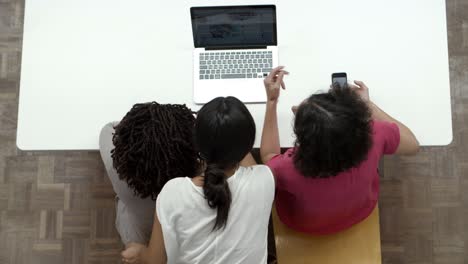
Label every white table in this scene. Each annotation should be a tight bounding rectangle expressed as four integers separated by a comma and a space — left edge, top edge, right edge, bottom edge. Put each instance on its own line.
17, 0, 452, 150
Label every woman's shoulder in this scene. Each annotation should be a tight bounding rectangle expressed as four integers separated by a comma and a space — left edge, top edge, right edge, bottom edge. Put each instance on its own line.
237, 165, 275, 185
371, 120, 399, 137
239, 164, 272, 175
370, 120, 400, 154
161, 177, 190, 191
158, 177, 192, 199
266, 148, 295, 166
157, 177, 195, 213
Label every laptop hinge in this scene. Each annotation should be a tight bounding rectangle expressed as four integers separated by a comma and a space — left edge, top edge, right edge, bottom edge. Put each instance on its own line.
205, 46, 267, 51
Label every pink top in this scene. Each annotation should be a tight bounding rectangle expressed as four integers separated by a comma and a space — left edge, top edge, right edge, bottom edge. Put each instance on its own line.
267, 121, 400, 235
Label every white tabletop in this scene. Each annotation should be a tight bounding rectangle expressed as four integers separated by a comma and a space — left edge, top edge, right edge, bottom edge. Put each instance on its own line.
17, 0, 452, 150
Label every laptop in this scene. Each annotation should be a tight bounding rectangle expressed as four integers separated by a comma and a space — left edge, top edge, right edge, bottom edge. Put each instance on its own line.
190, 5, 278, 104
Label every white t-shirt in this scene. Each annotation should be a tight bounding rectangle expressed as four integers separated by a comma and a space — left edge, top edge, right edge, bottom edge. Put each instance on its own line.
156, 165, 275, 264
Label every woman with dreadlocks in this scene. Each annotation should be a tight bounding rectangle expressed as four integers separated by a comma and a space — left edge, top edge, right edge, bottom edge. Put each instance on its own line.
121, 96, 275, 264
99, 102, 199, 246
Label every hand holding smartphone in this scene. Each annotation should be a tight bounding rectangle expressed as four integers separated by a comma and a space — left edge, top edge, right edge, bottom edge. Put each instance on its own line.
332, 72, 347, 88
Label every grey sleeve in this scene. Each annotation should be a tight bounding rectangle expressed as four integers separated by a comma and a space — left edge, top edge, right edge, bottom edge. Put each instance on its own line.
99, 122, 134, 201
99, 122, 117, 173
100, 122, 156, 245
99, 122, 152, 205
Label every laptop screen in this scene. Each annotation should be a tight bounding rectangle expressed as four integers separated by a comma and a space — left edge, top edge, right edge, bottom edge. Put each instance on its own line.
191, 5, 277, 48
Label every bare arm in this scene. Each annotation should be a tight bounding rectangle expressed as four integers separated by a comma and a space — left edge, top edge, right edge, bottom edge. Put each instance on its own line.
121, 212, 167, 264
260, 101, 281, 163
260, 66, 288, 163
352, 80, 419, 155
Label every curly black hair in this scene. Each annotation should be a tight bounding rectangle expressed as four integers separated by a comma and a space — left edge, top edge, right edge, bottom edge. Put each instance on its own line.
293, 84, 373, 178
111, 102, 199, 200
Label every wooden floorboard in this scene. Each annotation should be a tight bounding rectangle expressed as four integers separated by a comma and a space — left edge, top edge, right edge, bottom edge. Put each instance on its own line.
0, 0, 467, 263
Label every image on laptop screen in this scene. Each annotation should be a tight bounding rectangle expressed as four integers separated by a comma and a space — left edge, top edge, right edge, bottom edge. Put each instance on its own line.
191, 5, 277, 48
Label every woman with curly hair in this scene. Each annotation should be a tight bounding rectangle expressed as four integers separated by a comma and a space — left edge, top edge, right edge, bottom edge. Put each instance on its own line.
260, 67, 419, 234
99, 102, 199, 246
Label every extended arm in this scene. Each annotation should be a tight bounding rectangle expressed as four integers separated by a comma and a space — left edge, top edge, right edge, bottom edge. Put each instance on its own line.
368, 101, 419, 155
352, 80, 419, 155
260, 101, 281, 163
260, 67, 288, 163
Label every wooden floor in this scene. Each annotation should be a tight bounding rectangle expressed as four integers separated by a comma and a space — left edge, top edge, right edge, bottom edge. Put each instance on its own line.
0, 0, 467, 263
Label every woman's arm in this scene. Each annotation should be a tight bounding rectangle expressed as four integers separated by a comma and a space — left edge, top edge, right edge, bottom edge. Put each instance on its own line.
121, 212, 167, 264
260, 66, 288, 163
352, 80, 419, 155
368, 101, 420, 155
260, 101, 281, 163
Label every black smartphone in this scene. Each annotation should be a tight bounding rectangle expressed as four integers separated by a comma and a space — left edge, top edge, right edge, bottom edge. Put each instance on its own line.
332, 72, 347, 88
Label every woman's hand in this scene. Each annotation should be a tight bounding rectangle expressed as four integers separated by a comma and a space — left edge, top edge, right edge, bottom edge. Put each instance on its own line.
264, 66, 288, 103
121, 243, 146, 264
349, 80, 370, 102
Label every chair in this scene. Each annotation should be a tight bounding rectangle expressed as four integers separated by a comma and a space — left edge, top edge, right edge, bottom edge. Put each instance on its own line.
272, 206, 381, 264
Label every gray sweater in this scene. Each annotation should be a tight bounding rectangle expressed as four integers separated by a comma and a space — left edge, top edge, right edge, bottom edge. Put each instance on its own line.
99, 122, 154, 245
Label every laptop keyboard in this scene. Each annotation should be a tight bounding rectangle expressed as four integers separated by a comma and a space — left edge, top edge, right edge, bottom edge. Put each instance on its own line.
199, 50, 273, 80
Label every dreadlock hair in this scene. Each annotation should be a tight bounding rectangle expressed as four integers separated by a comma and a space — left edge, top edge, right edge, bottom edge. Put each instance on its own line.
111, 102, 199, 200
293, 84, 373, 178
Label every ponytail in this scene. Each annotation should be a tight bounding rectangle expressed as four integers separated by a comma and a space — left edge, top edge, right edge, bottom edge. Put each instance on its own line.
195, 97, 256, 230
203, 163, 232, 230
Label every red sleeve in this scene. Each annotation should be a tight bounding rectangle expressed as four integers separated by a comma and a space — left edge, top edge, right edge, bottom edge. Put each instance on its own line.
265, 151, 288, 189
375, 121, 400, 155
266, 153, 283, 178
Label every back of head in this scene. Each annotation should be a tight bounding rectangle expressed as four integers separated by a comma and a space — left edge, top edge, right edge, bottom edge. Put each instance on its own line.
293, 85, 372, 178
112, 102, 199, 200
195, 96, 256, 230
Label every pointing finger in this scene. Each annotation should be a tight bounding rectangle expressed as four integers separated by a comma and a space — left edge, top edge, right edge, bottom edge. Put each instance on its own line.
275, 72, 285, 87
270, 66, 285, 76
348, 82, 359, 89
267, 66, 285, 82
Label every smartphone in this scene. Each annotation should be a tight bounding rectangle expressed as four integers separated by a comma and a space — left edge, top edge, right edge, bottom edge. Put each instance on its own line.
332, 72, 347, 88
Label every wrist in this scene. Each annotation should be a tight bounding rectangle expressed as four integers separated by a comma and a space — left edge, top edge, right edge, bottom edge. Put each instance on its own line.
267, 99, 278, 106
140, 246, 150, 262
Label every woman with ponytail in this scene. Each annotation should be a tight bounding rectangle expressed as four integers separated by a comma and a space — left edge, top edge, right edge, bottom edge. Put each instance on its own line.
121, 96, 275, 264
